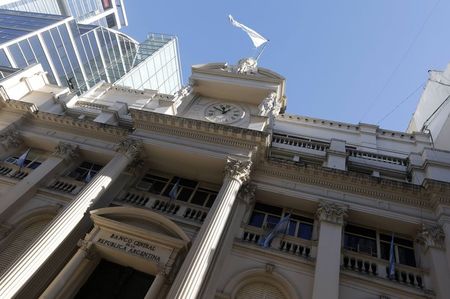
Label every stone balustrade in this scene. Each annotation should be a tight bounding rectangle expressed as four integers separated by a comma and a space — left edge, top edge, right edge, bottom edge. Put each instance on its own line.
47, 177, 87, 195
272, 135, 329, 153
240, 225, 316, 260
0, 161, 31, 180
347, 149, 408, 167
341, 250, 426, 290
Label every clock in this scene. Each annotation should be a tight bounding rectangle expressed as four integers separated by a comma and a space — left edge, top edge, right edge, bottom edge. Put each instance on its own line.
204, 103, 245, 124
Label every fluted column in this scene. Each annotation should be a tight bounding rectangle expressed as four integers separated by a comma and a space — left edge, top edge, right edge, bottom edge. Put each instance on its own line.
0, 142, 79, 219
40, 240, 97, 299
167, 157, 252, 299
0, 138, 143, 299
312, 201, 347, 299
416, 224, 450, 299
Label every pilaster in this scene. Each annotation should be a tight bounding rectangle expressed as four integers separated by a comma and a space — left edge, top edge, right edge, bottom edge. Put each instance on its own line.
416, 224, 450, 299
167, 157, 251, 299
312, 201, 347, 299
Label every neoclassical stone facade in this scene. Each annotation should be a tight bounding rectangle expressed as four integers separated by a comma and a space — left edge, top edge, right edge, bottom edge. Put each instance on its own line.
0, 61, 450, 299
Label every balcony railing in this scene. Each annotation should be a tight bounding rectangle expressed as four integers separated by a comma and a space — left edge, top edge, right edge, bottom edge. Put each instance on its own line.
341, 250, 426, 290
0, 161, 31, 180
116, 190, 209, 223
240, 225, 316, 260
47, 177, 87, 195
272, 135, 329, 153
347, 149, 408, 167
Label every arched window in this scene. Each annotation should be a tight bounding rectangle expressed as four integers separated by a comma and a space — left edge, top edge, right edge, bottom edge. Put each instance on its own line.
236, 281, 287, 299
0, 217, 51, 275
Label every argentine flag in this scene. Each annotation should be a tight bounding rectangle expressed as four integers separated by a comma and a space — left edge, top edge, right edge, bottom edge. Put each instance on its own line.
259, 214, 291, 248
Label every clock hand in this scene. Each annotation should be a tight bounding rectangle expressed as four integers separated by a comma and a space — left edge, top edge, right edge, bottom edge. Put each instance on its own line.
213, 107, 223, 113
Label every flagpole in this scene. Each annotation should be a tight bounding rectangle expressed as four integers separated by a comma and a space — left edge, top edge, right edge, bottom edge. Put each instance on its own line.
255, 42, 268, 62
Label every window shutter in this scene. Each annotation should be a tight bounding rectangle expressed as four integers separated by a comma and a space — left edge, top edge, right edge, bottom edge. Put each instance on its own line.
0, 219, 49, 275
236, 282, 286, 299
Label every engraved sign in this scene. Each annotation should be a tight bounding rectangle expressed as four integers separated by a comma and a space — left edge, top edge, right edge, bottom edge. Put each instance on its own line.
94, 230, 172, 264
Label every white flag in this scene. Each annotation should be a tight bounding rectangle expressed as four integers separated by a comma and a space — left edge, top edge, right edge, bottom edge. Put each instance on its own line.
229, 15, 268, 48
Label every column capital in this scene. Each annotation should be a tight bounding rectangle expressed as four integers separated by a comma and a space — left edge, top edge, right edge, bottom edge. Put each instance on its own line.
316, 201, 348, 225
224, 158, 252, 184
238, 183, 256, 207
52, 142, 79, 161
77, 239, 97, 260
0, 128, 22, 149
116, 138, 143, 160
416, 224, 445, 250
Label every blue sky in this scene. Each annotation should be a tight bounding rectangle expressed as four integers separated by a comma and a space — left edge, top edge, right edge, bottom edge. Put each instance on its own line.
122, 0, 450, 132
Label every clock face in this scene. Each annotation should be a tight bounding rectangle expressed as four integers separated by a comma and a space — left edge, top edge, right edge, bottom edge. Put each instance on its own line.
204, 103, 245, 124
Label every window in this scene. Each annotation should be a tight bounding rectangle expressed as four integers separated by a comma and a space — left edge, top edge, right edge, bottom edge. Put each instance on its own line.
5, 149, 44, 169
248, 203, 314, 240
135, 173, 218, 208
344, 224, 377, 257
344, 223, 416, 267
67, 161, 103, 182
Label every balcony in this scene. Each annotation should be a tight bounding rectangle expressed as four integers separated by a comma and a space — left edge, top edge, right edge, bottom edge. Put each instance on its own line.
346, 149, 408, 175
47, 176, 87, 195
0, 161, 31, 180
239, 225, 316, 261
341, 250, 430, 292
115, 189, 209, 224
272, 135, 329, 158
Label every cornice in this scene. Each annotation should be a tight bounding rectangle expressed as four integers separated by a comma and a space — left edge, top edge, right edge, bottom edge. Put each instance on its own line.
130, 109, 270, 150
255, 159, 433, 208
28, 111, 130, 139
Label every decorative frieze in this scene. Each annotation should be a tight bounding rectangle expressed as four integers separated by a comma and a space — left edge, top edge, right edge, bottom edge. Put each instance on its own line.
316, 201, 348, 225
416, 224, 445, 250
0, 128, 22, 149
116, 138, 143, 160
224, 158, 252, 184
53, 142, 79, 161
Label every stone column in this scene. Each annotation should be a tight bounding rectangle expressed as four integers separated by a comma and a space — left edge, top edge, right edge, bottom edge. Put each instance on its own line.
40, 240, 97, 299
167, 157, 251, 299
144, 270, 167, 299
201, 183, 256, 298
312, 201, 347, 299
0, 142, 79, 219
416, 224, 450, 298
0, 138, 142, 299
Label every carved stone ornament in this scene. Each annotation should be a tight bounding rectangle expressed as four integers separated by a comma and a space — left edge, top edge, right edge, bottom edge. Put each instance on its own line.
224, 158, 252, 184
224, 58, 258, 75
258, 92, 276, 117
316, 201, 348, 225
77, 239, 97, 260
0, 129, 22, 149
116, 138, 143, 159
53, 142, 79, 161
416, 224, 445, 250
238, 183, 256, 207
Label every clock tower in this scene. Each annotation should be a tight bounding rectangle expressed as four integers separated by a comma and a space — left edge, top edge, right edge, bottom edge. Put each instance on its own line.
177, 58, 287, 132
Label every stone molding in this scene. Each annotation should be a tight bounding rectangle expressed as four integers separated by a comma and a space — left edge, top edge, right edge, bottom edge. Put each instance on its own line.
77, 239, 97, 260
52, 142, 79, 161
224, 158, 252, 184
0, 128, 22, 149
130, 109, 270, 150
116, 138, 143, 159
416, 224, 445, 250
256, 160, 438, 208
316, 201, 348, 225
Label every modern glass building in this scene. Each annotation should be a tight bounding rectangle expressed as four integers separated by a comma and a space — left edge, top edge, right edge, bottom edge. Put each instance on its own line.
0, 9, 182, 95
114, 34, 182, 95
0, 0, 128, 29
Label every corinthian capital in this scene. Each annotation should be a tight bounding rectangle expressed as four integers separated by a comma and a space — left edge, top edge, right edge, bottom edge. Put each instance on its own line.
224, 158, 252, 184
0, 128, 22, 149
53, 142, 79, 161
117, 138, 143, 159
316, 201, 348, 225
416, 224, 445, 250
238, 183, 256, 206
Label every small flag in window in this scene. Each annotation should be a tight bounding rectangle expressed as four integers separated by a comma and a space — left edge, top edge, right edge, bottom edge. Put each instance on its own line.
168, 179, 180, 201
258, 214, 290, 248
16, 148, 31, 171
84, 168, 92, 183
388, 233, 395, 279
